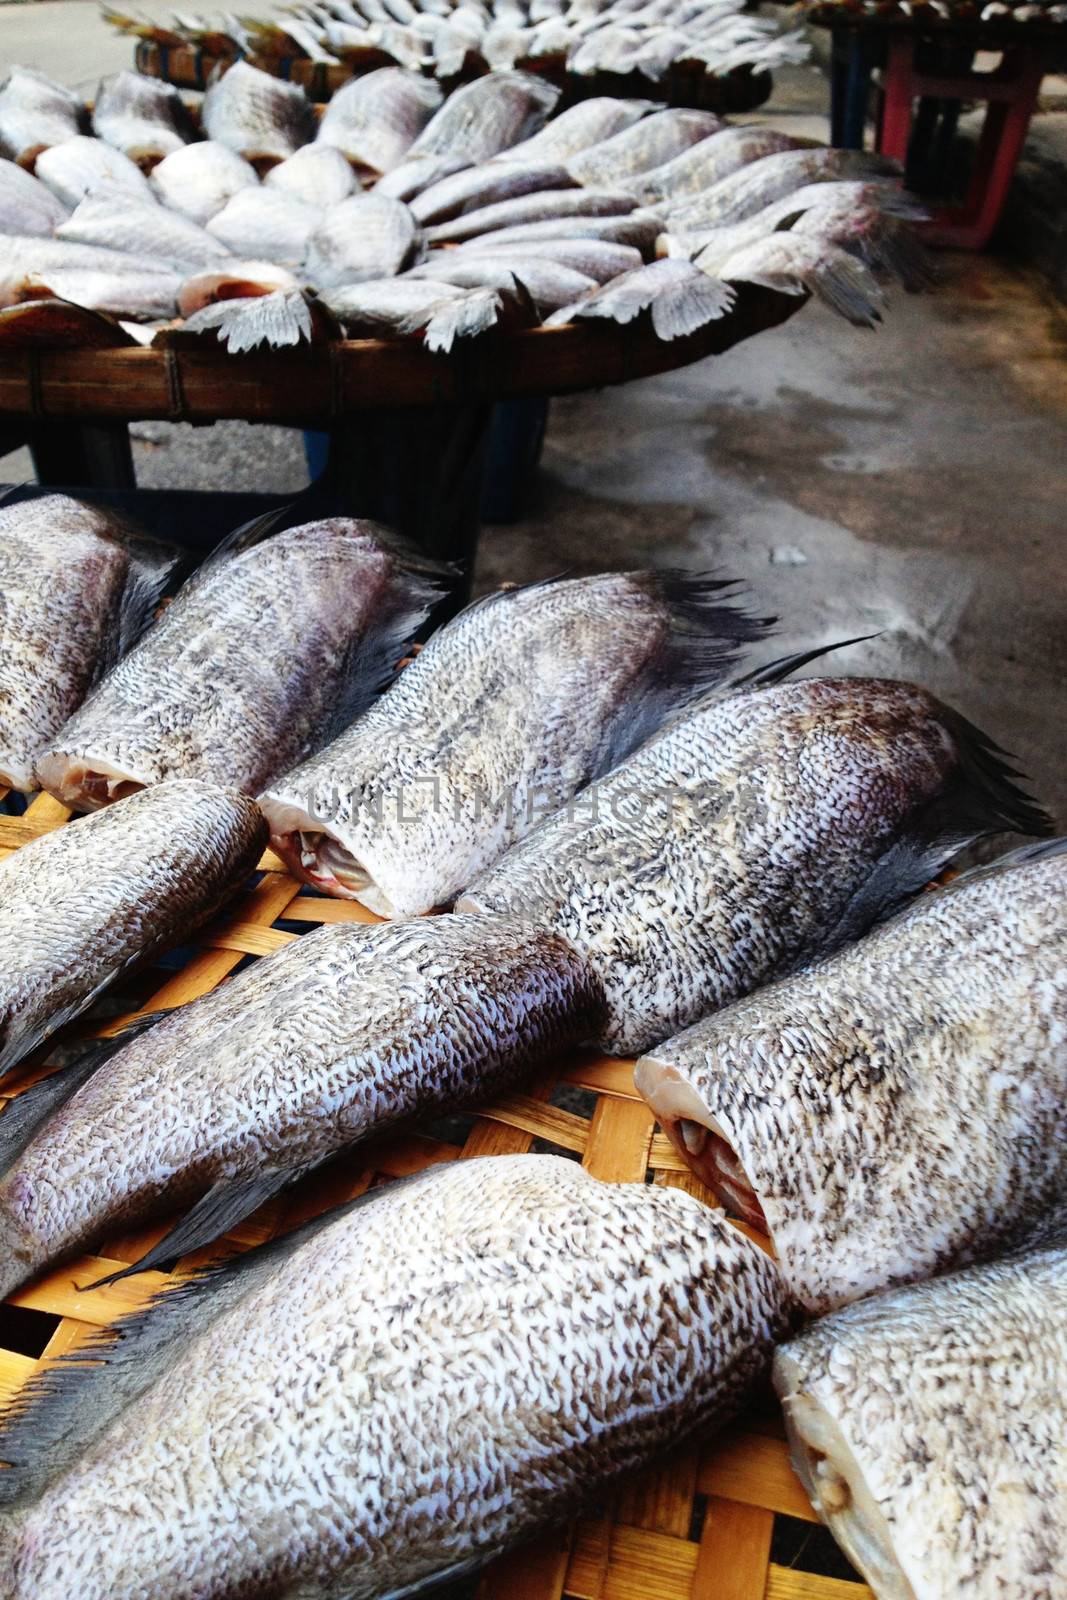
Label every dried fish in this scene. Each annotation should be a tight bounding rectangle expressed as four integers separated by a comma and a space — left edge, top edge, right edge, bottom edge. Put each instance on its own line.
315, 66, 442, 175
201, 60, 316, 169
0, 67, 84, 169
499, 95, 656, 163
323, 274, 464, 334
0, 158, 68, 236
259, 571, 767, 914
0, 779, 265, 1078
149, 139, 259, 224
666, 147, 900, 231
35, 135, 154, 209
547, 256, 733, 336
304, 192, 417, 284
177, 259, 299, 315
717, 234, 886, 328
263, 141, 357, 205
408, 70, 560, 163
633, 126, 798, 204
451, 233, 643, 280
56, 191, 232, 270
636, 839, 1065, 1313
36, 514, 448, 807
423, 185, 635, 244
567, 108, 723, 187
205, 185, 319, 264
91, 71, 193, 167
409, 158, 575, 224
410, 252, 596, 311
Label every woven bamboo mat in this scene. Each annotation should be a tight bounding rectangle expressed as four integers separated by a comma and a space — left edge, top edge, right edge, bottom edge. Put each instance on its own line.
0, 791, 869, 1600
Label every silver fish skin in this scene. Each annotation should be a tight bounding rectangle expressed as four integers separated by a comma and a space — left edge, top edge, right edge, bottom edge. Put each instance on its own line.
409, 158, 575, 225
0, 67, 84, 169
0, 1154, 789, 1600
34, 135, 154, 209
461, 677, 1050, 1056
205, 185, 319, 264
149, 140, 259, 224
91, 71, 192, 168
635, 841, 1067, 1315
774, 1229, 1067, 1600
633, 127, 798, 205
450, 233, 643, 280
666, 148, 900, 231
465, 208, 663, 252
0, 494, 176, 793
0, 158, 68, 236
35, 518, 447, 809
408, 70, 560, 163
304, 193, 417, 285
374, 151, 470, 202
791, 198, 933, 293
176, 259, 299, 316
547, 256, 733, 338
423, 185, 635, 244
201, 60, 316, 169
322, 275, 464, 334
0, 914, 603, 1296
56, 191, 232, 270
496, 95, 656, 163
1, 264, 182, 320
686, 179, 923, 271
567, 109, 723, 187
0, 779, 265, 1079
263, 141, 357, 206
716, 234, 886, 329
315, 67, 442, 175
259, 571, 767, 916
409, 252, 596, 311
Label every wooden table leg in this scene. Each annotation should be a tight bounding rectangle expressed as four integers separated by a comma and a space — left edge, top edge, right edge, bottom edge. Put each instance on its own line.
28, 421, 136, 490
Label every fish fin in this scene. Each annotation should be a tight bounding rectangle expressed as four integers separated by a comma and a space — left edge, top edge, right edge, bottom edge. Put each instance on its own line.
731, 634, 880, 689
323, 559, 455, 734
727, 242, 885, 329
940, 832, 1067, 886
0, 963, 125, 1085
418, 286, 503, 353
180, 289, 314, 353
821, 708, 1053, 947
0, 1015, 164, 1182
373, 1548, 513, 1600
191, 501, 295, 574
850, 221, 936, 294
648, 266, 735, 340
112, 530, 184, 657
0, 1167, 445, 1510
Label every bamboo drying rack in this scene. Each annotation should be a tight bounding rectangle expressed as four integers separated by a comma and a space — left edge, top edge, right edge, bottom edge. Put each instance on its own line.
0, 791, 868, 1600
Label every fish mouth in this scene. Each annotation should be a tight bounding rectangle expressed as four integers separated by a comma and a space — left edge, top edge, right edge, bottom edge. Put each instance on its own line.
633, 1058, 770, 1236
33, 752, 149, 812
775, 1354, 918, 1600
261, 798, 401, 918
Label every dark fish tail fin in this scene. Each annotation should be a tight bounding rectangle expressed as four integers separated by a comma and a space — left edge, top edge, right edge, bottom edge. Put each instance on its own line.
113, 527, 185, 658
944, 831, 1067, 888
0, 1170, 443, 1511
0, 1016, 164, 1182
823, 708, 1053, 947
731, 634, 881, 690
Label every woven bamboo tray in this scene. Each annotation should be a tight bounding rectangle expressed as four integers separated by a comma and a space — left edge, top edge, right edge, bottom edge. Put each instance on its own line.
0, 286, 800, 424
0, 790, 868, 1600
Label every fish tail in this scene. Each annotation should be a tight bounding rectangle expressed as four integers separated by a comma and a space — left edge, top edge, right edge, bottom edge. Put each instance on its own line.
649, 269, 735, 341
804, 250, 885, 329
414, 287, 504, 353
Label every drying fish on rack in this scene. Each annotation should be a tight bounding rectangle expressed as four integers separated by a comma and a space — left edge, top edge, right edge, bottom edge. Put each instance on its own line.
0, 157, 68, 237
56, 189, 233, 269
405, 69, 560, 163
636, 838, 1064, 1314
149, 139, 259, 223
204, 185, 320, 263
0, 780, 265, 1080
567, 108, 724, 186
462, 674, 1051, 1055
322, 273, 465, 334
201, 60, 317, 168
259, 570, 768, 914
314, 66, 443, 175
90, 70, 194, 168
406, 251, 597, 312
36, 514, 450, 808
678, 179, 929, 271
719, 235, 887, 327
445, 234, 645, 279
176, 259, 299, 314
0, 916, 604, 1290
545, 256, 735, 337
407, 157, 577, 225
34, 134, 153, 207
0, 67, 84, 170
664, 147, 902, 233
0, 1156, 789, 1599
0, 238, 185, 319
774, 1218, 1067, 1599
498, 95, 657, 163
632, 126, 799, 204
304, 191, 418, 283
421, 184, 638, 243
262, 141, 357, 204
0, 493, 178, 794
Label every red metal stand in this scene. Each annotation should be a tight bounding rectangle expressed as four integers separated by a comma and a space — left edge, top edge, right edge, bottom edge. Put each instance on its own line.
877, 35, 1044, 249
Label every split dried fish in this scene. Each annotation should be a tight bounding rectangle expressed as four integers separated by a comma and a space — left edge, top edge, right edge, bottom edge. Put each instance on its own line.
201, 60, 316, 169
567, 108, 723, 187
408, 69, 560, 163
633, 126, 798, 204
263, 141, 357, 205
0, 1154, 788, 1599
315, 66, 442, 175
205, 185, 319, 264
499, 95, 656, 163
176, 259, 299, 315
423, 185, 635, 244
0, 158, 68, 237
149, 139, 259, 224
259, 571, 767, 915
636, 839, 1065, 1314
409, 158, 575, 225
57, 191, 232, 270
0, 67, 84, 169
35, 134, 154, 209
462, 675, 1050, 1055
0, 779, 265, 1079
775, 1223, 1067, 1599
36, 514, 448, 807
0, 493, 177, 793
666, 147, 900, 231
304, 192, 417, 284
91, 70, 193, 167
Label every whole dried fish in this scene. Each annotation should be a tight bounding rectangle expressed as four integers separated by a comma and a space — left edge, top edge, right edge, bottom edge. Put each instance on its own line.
0, 158, 68, 236
497, 95, 656, 163
0, 915, 603, 1291
0, 1154, 788, 1599
408, 70, 560, 163
452, 233, 644, 280
201, 60, 316, 170
0, 493, 177, 793
666, 147, 900, 231
567, 109, 723, 187
35, 135, 154, 208
633, 126, 798, 204
323, 274, 464, 334
462, 676, 1050, 1055
0, 779, 265, 1078
687, 179, 925, 272
205, 185, 319, 264
259, 572, 768, 915
304, 193, 417, 284
149, 140, 259, 224
774, 1225, 1067, 1599
177, 259, 299, 315
409, 158, 575, 225
0, 67, 84, 169
315, 67, 442, 175
57, 191, 232, 270
636, 839, 1066, 1314
263, 141, 356, 205
374, 151, 470, 202
410, 252, 596, 311
423, 185, 635, 244
547, 256, 733, 337
91, 71, 193, 167
719, 233, 886, 327
791, 194, 933, 292
3, 264, 182, 321
468, 208, 663, 251
36, 515, 448, 808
